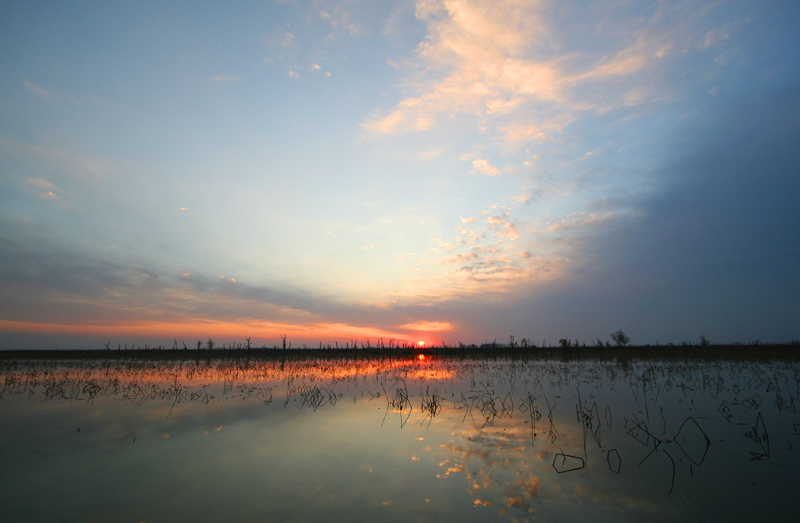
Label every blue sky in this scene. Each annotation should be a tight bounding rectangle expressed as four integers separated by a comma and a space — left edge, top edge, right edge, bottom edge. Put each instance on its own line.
1, 0, 798, 349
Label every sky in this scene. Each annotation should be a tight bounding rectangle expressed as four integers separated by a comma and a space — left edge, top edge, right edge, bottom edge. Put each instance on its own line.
1, 0, 799, 350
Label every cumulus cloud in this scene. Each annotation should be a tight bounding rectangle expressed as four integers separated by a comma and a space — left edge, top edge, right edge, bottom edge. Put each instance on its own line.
454, 226, 479, 244
432, 238, 457, 251
441, 251, 478, 265
471, 158, 501, 176
319, 5, 363, 39
486, 214, 519, 240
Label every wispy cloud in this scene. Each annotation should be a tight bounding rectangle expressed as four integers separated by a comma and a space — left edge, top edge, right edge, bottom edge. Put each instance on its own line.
25, 177, 62, 202
398, 320, 453, 331
261, 27, 297, 65
213, 74, 241, 82
363, 0, 738, 151
20, 80, 80, 104
547, 211, 617, 233
0, 231, 463, 345
1, 138, 118, 182
22, 81, 55, 101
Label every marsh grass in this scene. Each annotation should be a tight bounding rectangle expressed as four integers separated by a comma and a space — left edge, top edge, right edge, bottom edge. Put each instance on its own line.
3, 338, 799, 368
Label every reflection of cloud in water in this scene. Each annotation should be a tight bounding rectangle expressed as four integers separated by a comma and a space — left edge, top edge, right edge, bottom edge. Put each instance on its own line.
2, 353, 799, 521
571, 483, 659, 513
436, 417, 664, 520
430, 413, 564, 519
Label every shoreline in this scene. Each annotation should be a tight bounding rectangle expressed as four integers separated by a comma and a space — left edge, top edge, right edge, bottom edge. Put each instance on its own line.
1, 343, 799, 361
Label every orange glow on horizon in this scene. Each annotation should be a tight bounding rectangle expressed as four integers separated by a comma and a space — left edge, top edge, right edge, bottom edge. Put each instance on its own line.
0, 319, 422, 347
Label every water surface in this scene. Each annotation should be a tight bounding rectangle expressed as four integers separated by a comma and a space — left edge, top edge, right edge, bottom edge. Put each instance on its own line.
1, 352, 797, 522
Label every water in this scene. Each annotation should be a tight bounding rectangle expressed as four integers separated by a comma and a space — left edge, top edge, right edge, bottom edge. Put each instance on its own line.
1, 352, 798, 522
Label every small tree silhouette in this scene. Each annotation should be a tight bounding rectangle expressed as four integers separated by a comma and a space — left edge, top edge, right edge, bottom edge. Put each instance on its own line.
610, 329, 630, 347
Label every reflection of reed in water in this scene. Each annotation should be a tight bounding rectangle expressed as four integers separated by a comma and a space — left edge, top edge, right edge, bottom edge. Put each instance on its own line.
297, 384, 339, 412
419, 386, 442, 428
453, 382, 514, 428
519, 392, 542, 446
2, 352, 799, 512
381, 380, 412, 427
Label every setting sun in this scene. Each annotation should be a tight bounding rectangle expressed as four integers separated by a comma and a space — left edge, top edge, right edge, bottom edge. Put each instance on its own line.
417, 341, 425, 348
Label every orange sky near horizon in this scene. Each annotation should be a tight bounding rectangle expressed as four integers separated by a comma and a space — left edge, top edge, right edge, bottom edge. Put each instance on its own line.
0, 319, 443, 348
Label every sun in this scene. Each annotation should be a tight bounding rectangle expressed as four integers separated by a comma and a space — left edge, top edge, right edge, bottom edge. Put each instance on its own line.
417, 340, 425, 348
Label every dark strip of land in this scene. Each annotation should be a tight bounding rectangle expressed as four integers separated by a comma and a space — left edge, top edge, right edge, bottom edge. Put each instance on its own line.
1, 343, 798, 361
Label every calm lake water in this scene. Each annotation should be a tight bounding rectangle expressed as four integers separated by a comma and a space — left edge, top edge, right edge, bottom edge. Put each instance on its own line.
1, 352, 798, 522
